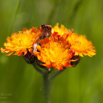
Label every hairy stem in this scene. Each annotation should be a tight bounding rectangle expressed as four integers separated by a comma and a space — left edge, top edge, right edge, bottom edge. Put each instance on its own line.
32, 60, 44, 74
43, 71, 50, 103
48, 68, 66, 80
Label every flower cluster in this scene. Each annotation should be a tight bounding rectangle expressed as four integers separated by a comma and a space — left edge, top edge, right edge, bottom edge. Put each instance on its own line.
1, 23, 96, 70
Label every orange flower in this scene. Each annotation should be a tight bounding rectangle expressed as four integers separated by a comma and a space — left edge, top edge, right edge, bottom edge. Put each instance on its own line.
52, 23, 73, 36
1, 27, 41, 56
67, 33, 96, 57
34, 35, 74, 70
52, 23, 96, 57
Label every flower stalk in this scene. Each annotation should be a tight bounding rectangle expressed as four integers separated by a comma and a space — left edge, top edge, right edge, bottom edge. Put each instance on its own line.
32, 65, 66, 103
48, 68, 66, 80
32, 60, 44, 74
43, 70, 50, 103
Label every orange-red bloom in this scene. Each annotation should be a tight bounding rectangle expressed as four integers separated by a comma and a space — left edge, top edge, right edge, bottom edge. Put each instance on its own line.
67, 33, 96, 57
52, 23, 96, 57
52, 23, 73, 36
1, 27, 41, 56
34, 35, 74, 70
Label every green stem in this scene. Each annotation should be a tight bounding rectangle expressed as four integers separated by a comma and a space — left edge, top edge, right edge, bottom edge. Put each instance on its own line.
43, 71, 50, 103
48, 68, 66, 80
32, 60, 44, 74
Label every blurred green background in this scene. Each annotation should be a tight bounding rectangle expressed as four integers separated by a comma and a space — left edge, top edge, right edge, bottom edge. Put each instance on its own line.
0, 0, 102, 103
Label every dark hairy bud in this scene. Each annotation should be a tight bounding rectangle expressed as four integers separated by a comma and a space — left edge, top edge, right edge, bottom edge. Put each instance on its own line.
40, 24, 52, 39
70, 55, 80, 67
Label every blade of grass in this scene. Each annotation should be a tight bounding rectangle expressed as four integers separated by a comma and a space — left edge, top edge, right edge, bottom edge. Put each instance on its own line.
8, 0, 21, 35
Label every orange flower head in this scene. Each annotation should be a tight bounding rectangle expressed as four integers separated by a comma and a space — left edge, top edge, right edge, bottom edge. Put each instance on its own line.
52, 23, 96, 57
1, 27, 41, 56
52, 23, 74, 36
34, 34, 74, 70
67, 33, 96, 57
